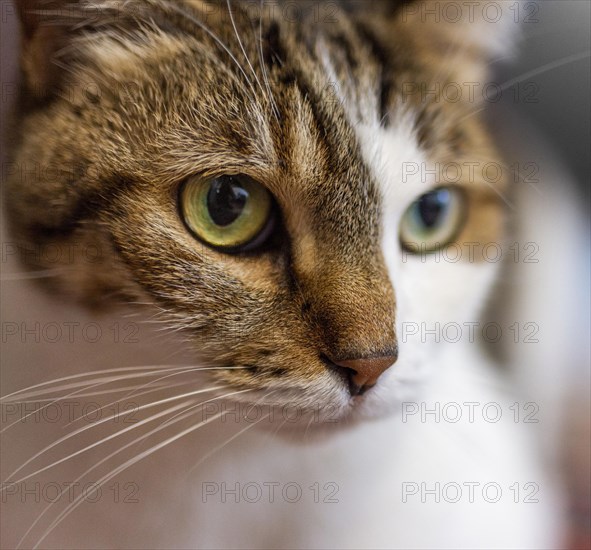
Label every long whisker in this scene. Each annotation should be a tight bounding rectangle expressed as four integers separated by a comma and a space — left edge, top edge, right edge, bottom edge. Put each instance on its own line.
226, 0, 272, 115
1, 365, 251, 404
159, 387, 255, 428
165, 1, 254, 89
29, 398, 251, 549
3, 401, 192, 497
2, 386, 225, 486
267, 415, 289, 443
187, 412, 270, 476
0, 365, 200, 402
0, 371, 190, 404
186, 386, 284, 478
492, 50, 590, 101
63, 366, 251, 429
62, 380, 195, 430
256, 0, 280, 120
18, 400, 210, 549
1, 373, 185, 434
3, 382, 184, 405
122, 365, 251, 400
1, 381, 187, 434
446, 50, 591, 129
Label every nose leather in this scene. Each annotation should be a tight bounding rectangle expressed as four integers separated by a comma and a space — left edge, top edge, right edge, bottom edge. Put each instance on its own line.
334, 355, 397, 395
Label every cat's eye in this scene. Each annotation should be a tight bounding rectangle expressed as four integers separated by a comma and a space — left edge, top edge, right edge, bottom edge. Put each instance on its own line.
399, 187, 466, 253
180, 174, 275, 252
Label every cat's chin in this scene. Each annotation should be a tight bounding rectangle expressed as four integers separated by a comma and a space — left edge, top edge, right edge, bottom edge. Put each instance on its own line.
252, 408, 393, 445
242, 380, 425, 443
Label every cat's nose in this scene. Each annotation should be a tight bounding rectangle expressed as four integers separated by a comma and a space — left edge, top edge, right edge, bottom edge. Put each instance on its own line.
330, 354, 397, 396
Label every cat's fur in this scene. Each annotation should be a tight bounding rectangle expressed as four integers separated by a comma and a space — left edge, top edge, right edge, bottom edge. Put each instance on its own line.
2, 0, 564, 547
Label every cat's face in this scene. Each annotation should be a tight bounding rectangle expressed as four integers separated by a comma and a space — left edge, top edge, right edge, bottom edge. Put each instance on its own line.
6, 0, 513, 424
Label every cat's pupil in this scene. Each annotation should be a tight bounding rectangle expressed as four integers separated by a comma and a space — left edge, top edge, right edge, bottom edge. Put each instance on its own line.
417, 189, 450, 228
207, 176, 248, 226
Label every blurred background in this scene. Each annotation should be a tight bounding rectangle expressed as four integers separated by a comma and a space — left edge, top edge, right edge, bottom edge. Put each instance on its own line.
493, 0, 590, 206
491, 2, 590, 547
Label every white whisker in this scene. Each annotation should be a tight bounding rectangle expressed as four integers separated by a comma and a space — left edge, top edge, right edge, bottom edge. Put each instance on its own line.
1, 381, 187, 434
256, 0, 280, 120
165, 1, 255, 90
63, 366, 251, 429
3, 401, 192, 491
187, 411, 269, 476
28, 405, 236, 549
160, 387, 254, 427
2, 386, 225, 486
0, 365, 200, 403
226, 0, 271, 115
18, 400, 206, 549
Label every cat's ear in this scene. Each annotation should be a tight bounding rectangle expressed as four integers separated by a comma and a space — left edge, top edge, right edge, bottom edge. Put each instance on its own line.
399, 0, 521, 81
16, 0, 87, 102
400, 0, 520, 56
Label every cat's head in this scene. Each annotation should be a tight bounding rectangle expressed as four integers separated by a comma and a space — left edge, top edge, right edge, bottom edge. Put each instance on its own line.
5, 0, 517, 423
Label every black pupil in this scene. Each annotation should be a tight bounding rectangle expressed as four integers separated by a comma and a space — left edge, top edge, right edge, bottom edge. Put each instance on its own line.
417, 189, 450, 228
207, 176, 248, 226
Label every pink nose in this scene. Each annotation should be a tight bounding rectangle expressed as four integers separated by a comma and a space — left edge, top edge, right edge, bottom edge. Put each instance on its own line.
331, 354, 397, 396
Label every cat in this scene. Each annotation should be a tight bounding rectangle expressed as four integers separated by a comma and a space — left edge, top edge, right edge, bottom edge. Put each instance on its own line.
1, 0, 567, 548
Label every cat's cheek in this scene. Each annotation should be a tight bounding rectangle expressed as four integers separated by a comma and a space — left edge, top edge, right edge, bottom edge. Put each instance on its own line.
397, 258, 501, 326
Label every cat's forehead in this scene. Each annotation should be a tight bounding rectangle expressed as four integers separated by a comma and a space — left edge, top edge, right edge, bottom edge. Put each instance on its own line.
19, 0, 502, 263
170, 1, 433, 242
78, 1, 393, 248
71, 1, 458, 173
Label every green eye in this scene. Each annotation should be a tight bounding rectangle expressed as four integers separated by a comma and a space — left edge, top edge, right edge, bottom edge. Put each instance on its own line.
399, 187, 466, 253
180, 174, 275, 252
